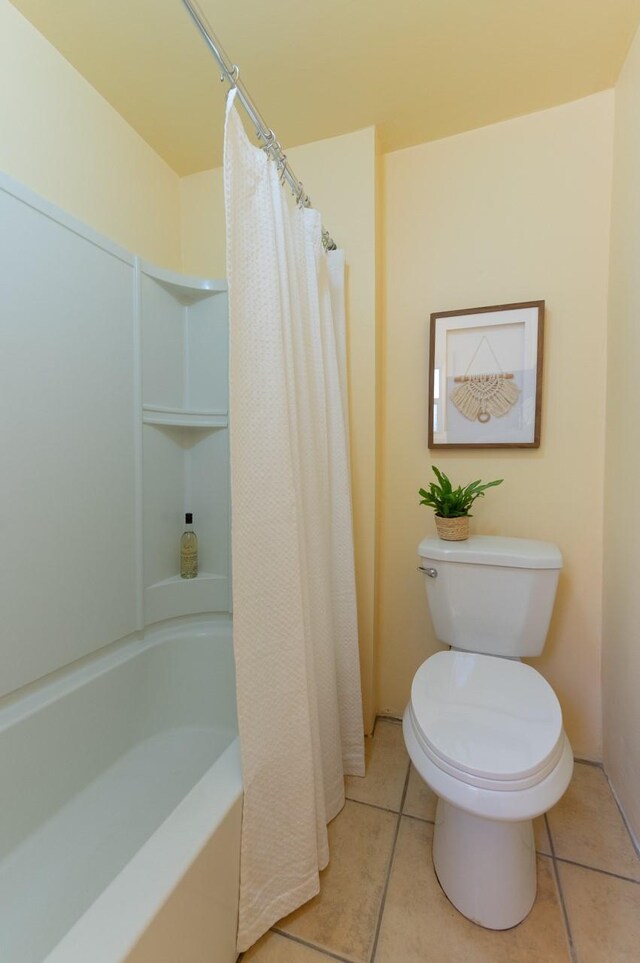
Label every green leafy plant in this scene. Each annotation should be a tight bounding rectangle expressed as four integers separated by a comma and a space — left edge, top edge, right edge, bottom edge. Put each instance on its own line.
419, 466, 503, 518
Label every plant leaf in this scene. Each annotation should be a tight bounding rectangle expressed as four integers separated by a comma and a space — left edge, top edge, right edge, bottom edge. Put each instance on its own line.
419, 469, 502, 517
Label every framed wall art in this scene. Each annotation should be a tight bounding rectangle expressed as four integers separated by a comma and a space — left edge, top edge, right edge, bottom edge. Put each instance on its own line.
428, 301, 544, 449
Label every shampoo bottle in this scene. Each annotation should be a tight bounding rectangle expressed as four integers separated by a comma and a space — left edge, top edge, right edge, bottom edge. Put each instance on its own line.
180, 513, 198, 579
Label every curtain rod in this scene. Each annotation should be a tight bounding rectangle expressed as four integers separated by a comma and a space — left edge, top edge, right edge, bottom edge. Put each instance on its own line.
181, 0, 337, 251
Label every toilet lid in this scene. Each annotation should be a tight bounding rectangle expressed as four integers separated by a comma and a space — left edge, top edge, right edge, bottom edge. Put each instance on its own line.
410, 651, 563, 784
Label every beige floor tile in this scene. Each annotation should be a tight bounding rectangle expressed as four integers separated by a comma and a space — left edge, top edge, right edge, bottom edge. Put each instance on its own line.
278, 800, 397, 962
243, 930, 333, 961
559, 862, 640, 963
375, 817, 571, 963
534, 816, 552, 856
403, 764, 438, 822
345, 718, 409, 812
546, 763, 640, 880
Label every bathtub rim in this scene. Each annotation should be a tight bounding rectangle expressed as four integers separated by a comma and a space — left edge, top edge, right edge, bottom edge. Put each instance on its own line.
0, 613, 233, 736
43, 736, 242, 963
2, 613, 241, 963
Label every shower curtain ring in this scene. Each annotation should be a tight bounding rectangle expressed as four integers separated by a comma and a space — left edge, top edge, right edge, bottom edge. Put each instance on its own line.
261, 129, 277, 154
277, 154, 288, 184
322, 229, 337, 251
221, 64, 239, 84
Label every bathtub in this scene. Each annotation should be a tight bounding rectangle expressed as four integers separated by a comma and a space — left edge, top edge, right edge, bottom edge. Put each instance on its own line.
0, 617, 242, 963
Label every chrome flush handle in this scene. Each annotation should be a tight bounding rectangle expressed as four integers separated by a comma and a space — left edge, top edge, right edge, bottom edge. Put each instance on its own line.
418, 565, 438, 578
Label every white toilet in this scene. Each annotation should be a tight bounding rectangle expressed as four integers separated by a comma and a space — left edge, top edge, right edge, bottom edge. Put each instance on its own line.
403, 535, 573, 930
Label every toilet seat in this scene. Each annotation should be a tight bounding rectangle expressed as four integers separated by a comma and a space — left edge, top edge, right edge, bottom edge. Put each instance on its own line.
409, 650, 564, 792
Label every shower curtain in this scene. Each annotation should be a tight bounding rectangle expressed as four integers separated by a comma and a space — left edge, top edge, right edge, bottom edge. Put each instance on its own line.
223, 90, 365, 952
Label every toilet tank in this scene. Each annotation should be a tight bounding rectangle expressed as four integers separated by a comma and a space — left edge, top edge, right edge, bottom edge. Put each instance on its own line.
418, 535, 562, 657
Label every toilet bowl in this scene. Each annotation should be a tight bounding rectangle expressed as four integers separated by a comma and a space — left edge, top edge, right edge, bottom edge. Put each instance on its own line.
404, 650, 573, 928
405, 536, 572, 929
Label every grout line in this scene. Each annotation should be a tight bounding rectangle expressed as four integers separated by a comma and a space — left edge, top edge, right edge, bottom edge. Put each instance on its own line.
605, 773, 640, 859
399, 811, 436, 826
550, 859, 578, 963
553, 855, 640, 885
545, 813, 578, 963
368, 763, 411, 963
548, 767, 639, 875
271, 929, 354, 962
397, 761, 411, 813
345, 796, 404, 818
577, 756, 640, 858
544, 811, 555, 853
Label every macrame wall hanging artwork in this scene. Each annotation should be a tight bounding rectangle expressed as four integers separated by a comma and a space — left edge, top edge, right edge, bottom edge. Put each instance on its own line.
450, 335, 520, 424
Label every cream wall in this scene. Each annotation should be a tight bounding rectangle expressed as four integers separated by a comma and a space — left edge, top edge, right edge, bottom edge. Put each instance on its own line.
4, 0, 628, 766
379, 93, 614, 758
603, 23, 640, 842
180, 169, 226, 277
181, 127, 378, 731
0, 0, 180, 268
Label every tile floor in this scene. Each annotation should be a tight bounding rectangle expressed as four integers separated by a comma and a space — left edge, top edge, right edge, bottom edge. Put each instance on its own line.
241, 719, 640, 963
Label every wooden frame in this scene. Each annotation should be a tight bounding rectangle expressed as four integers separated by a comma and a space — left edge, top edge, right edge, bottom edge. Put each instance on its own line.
428, 301, 544, 449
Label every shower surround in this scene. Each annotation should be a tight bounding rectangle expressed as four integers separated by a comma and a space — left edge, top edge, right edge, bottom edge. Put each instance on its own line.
0, 171, 238, 961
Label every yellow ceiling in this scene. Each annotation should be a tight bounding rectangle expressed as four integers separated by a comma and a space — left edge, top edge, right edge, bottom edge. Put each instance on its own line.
10, 0, 640, 175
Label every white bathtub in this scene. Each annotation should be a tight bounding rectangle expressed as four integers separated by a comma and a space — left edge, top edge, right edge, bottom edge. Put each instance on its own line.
0, 617, 242, 963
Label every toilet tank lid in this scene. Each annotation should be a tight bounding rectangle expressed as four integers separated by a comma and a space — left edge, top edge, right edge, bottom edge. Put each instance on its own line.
418, 535, 562, 569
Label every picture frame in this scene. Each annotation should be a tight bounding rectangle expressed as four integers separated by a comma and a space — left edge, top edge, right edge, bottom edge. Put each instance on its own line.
428, 300, 544, 449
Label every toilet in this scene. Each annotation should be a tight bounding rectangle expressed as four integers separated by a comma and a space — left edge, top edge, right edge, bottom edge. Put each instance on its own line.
403, 535, 573, 930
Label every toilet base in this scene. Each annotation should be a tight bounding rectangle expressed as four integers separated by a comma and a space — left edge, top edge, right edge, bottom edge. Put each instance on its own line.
432, 798, 537, 929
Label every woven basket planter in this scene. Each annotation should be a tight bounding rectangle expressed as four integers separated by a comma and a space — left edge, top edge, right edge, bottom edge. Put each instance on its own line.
435, 515, 470, 541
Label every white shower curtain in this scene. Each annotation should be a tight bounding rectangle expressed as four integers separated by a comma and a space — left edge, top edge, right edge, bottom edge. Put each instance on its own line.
223, 90, 365, 952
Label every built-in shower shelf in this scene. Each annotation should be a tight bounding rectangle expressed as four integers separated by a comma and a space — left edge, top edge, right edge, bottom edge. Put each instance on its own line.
144, 573, 230, 625
143, 405, 228, 428
140, 256, 230, 628
140, 260, 227, 305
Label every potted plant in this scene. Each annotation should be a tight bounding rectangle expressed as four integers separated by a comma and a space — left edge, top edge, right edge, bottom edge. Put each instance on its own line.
418, 466, 503, 541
